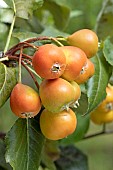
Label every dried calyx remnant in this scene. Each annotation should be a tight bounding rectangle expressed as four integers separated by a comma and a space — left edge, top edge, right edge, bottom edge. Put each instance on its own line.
51, 63, 61, 73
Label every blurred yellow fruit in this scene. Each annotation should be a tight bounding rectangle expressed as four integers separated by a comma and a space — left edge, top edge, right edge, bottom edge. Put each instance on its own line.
90, 110, 113, 125
94, 86, 113, 114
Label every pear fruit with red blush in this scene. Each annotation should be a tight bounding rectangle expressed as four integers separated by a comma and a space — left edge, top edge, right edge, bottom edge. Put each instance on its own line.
10, 83, 41, 118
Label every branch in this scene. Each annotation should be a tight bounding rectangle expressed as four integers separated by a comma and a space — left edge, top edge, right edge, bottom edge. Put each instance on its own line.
83, 124, 113, 140
83, 131, 105, 140
21, 61, 40, 89
5, 36, 48, 56
5, 36, 64, 56
22, 53, 32, 60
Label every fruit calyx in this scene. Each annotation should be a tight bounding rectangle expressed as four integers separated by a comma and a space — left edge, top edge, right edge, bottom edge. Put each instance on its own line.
105, 102, 113, 111
21, 112, 37, 118
61, 100, 80, 111
51, 62, 61, 73
70, 100, 80, 108
61, 100, 75, 111
80, 62, 87, 75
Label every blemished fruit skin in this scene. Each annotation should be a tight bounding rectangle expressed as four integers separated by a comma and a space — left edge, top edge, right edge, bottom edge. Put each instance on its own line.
39, 78, 78, 113
90, 110, 113, 125
32, 44, 66, 79
60, 46, 87, 81
10, 83, 41, 118
74, 58, 95, 84
40, 108, 77, 140
67, 29, 98, 58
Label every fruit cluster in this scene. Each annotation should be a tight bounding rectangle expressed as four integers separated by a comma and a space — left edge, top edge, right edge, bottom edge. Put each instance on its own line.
90, 85, 113, 124
10, 29, 98, 140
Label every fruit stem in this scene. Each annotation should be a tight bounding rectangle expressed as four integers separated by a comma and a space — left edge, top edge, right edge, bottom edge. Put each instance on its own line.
21, 61, 40, 89
22, 53, 32, 60
26, 65, 42, 80
21, 42, 38, 50
50, 37, 64, 46
4, 0, 16, 54
57, 37, 67, 42
18, 47, 23, 83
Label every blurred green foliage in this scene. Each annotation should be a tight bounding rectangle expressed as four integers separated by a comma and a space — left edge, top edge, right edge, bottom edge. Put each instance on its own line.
0, 0, 103, 50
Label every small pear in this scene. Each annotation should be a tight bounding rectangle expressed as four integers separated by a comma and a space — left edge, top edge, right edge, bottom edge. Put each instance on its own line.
10, 83, 41, 118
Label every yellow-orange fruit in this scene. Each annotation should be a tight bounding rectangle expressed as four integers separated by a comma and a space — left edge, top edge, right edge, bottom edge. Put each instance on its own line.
67, 29, 98, 58
10, 83, 41, 118
40, 108, 77, 140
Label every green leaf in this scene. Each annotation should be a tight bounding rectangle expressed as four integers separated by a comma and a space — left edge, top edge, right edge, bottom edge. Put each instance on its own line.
41, 26, 69, 37
3, 0, 13, 8
65, 0, 103, 33
4, 0, 44, 19
0, 22, 9, 39
103, 37, 113, 66
41, 153, 56, 170
0, 8, 14, 23
55, 145, 88, 170
16, 0, 44, 19
86, 51, 112, 114
12, 31, 39, 42
41, 140, 60, 170
74, 114, 89, 142
5, 118, 45, 170
0, 63, 17, 108
43, 0, 70, 30
46, 0, 74, 9
96, 0, 113, 40
0, 140, 12, 170
75, 92, 88, 115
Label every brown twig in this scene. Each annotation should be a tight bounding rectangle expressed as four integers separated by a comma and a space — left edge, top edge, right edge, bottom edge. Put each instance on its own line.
83, 130, 113, 140
83, 131, 105, 140
5, 45, 27, 55
23, 59, 32, 66
22, 53, 32, 60
21, 42, 38, 50
5, 36, 49, 56
21, 61, 40, 89
83, 124, 113, 140
7, 53, 39, 89
5, 36, 64, 56
25, 36, 50, 43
